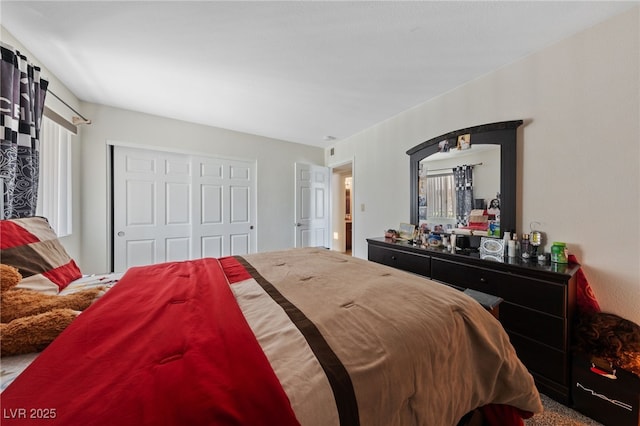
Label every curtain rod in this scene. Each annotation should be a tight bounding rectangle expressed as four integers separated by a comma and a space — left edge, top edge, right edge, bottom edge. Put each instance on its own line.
427, 162, 483, 173
2, 41, 91, 125
47, 89, 91, 125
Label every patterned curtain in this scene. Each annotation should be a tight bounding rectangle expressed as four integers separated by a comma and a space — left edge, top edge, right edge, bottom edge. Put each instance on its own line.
0, 42, 48, 219
453, 165, 473, 227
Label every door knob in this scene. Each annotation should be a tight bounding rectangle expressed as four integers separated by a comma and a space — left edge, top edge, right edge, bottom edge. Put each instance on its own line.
117, 231, 125, 237
295, 223, 302, 227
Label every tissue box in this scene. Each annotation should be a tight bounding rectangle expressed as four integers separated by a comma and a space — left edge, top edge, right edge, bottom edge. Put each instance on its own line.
572, 353, 640, 426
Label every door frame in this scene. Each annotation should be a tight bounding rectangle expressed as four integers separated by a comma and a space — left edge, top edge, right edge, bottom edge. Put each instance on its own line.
329, 158, 354, 255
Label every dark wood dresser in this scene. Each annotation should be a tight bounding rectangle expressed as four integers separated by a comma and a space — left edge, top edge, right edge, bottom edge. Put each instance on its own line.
367, 237, 580, 404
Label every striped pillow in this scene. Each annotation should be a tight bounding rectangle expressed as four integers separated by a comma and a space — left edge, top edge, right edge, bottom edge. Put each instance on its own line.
0, 216, 82, 294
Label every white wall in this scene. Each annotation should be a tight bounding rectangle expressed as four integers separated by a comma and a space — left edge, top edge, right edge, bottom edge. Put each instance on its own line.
327, 7, 640, 324
78, 103, 323, 273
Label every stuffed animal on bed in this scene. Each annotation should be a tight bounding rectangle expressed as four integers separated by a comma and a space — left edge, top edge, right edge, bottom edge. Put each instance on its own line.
0, 264, 104, 357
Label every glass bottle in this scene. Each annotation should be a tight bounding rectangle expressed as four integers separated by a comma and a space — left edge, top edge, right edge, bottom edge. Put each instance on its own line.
521, 234, 530, 259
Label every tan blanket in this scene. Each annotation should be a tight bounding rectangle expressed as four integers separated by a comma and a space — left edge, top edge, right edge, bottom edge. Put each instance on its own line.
234, 248, 542, 426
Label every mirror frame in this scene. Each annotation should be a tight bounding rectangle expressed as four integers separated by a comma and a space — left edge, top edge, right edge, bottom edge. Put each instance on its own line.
407, 120, 523, 237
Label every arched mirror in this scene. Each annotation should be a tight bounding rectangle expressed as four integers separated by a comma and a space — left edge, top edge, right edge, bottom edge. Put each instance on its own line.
407, 120, 522, 238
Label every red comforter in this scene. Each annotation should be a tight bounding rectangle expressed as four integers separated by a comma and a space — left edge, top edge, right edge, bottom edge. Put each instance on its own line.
1, 258, 299, 425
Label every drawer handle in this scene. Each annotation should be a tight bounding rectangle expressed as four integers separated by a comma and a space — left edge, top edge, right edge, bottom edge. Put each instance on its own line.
391, 255, 397, 260
479, 277, 487, 283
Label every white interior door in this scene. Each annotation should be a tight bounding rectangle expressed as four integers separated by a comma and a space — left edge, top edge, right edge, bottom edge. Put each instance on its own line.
295, 163, 329, 248
191, 156, 256, 258
113, 146, 256, 272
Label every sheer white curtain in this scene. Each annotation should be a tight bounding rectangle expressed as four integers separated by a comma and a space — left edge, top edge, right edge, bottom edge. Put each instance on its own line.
36, 117, 72, 236
426, 173, 455, 219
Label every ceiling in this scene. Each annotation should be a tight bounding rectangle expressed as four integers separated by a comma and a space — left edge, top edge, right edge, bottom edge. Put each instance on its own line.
1, 1, 636, 147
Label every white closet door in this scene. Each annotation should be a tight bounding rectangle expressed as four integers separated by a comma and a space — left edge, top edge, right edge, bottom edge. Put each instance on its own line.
113, 146, 256, 272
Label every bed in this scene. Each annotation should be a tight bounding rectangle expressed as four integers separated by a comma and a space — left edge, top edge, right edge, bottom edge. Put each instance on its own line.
0, 217, 542, 425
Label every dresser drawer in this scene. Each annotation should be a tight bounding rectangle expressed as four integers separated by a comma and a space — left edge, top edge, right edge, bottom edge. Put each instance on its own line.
508, 332, 568, 386
368, 244, 430, 277
500, 303, 566, 350
431, 258, 566, 317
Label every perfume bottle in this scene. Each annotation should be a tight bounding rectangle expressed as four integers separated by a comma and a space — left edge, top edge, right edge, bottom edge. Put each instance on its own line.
521, 234, 530, 259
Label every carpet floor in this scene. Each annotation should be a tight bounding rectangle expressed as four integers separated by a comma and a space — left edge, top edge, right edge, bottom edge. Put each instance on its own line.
525, 394, 604, 426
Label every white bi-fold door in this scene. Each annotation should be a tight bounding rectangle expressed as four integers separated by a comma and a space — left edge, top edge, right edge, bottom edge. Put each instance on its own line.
113, 146, 256, 272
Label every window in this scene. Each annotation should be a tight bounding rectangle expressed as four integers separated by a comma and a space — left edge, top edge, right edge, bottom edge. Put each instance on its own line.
36, 117, 72, 237
425, 173, 456, 219
419, 160, 457, 222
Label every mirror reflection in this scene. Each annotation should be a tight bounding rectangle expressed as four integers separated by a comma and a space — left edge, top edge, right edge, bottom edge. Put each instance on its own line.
418, 144, 501, 234
408, 120, 522, 238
